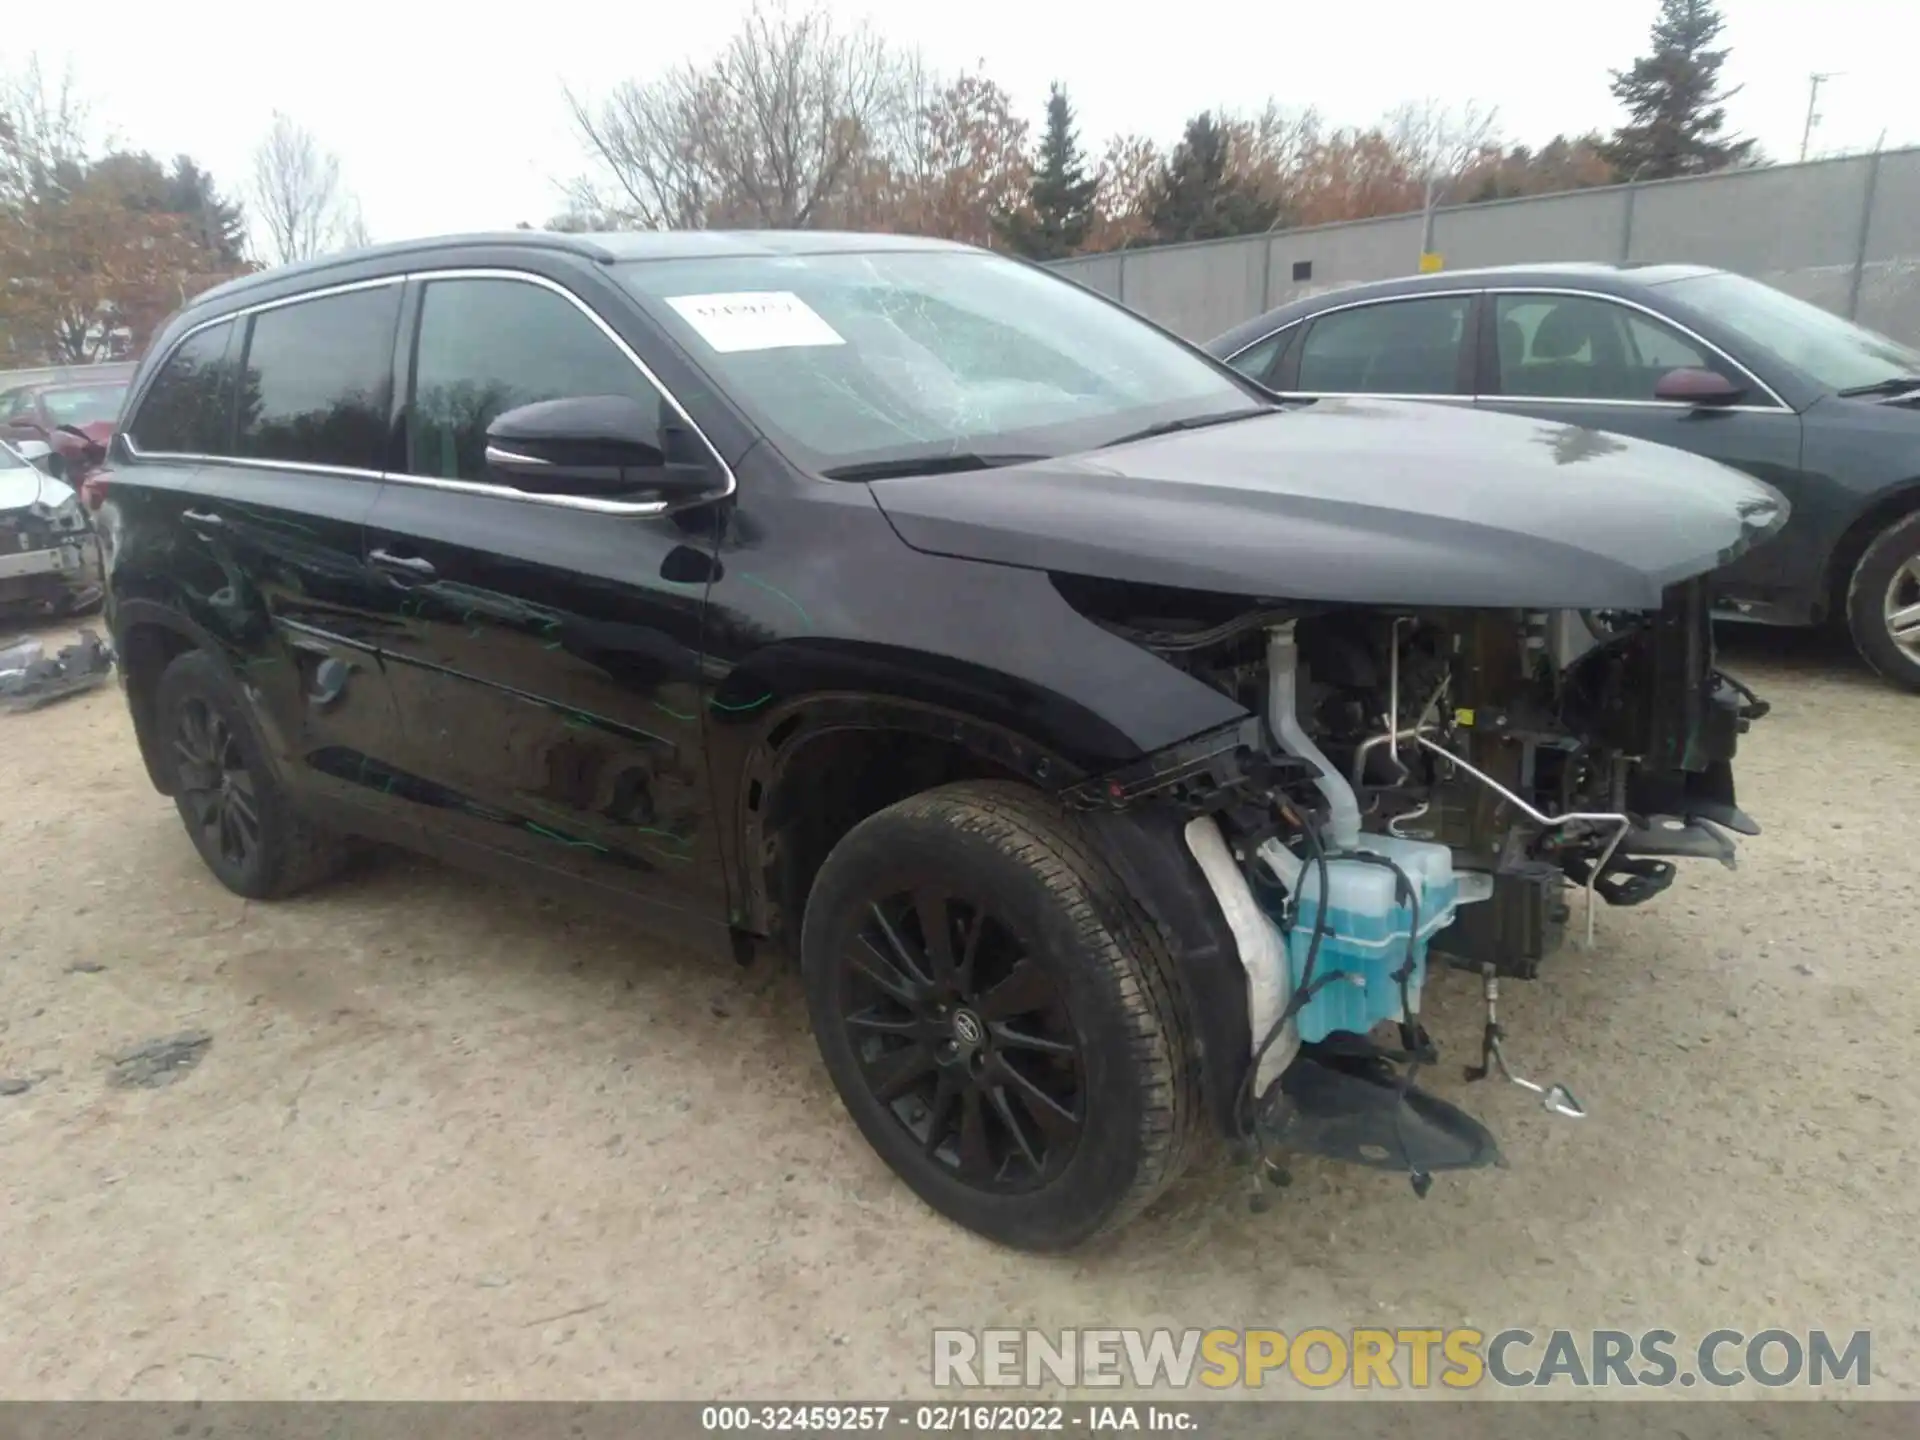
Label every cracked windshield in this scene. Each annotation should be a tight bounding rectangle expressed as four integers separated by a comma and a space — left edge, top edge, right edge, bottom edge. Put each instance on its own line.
620, 251, 1257, 474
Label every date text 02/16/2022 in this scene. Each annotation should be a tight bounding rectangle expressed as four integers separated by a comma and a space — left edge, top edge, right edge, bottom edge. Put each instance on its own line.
698, 1404, 1200, 1432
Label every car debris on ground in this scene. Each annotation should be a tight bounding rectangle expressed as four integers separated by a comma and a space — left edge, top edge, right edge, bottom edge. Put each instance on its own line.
0, 629, 115, 713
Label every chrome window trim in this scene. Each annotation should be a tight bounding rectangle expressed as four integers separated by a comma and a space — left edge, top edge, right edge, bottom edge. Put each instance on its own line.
1229, 284, 1794, 415
1268, 392, 1477, 404
1481, 286, 1793, 413
119, 266, 736, 519
118, 442, 385, 483
1221, 289, 1477, 367
1468, 394, 1788, 414
1220, 318, 1303, 367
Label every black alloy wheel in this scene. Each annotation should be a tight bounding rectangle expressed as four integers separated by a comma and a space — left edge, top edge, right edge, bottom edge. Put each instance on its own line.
155, 649, 346, 899
172, 696, 262, 874
841, 888, 1084, 1192
801, 781, 1198, 1252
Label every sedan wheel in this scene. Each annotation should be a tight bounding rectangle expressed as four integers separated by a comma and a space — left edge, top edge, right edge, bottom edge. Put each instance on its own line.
1883, 556, 1920, 666
1846, 512, 1920, 692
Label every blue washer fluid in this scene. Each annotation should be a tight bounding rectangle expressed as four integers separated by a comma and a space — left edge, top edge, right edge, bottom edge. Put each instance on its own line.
1258, 834, 1460, 1044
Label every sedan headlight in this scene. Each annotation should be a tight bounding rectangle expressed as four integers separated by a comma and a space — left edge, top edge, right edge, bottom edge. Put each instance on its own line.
28, 489, 86, 531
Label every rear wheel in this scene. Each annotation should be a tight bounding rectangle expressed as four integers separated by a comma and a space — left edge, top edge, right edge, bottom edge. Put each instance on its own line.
1846, 512, 1920, 692
156, 650, 346, 898
800, 781, 1198, 1252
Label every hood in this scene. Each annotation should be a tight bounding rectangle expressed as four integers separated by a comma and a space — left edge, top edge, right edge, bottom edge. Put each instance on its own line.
0, 457, 80, 513
869, 399, 1789, 610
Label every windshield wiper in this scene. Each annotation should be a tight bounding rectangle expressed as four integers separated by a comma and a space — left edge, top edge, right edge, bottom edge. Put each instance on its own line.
819, 451, 1048, 482
1100, 405, 1280, 449
1837, 375, 1920, 397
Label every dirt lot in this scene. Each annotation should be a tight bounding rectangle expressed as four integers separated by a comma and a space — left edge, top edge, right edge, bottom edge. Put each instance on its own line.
1, 621, 1915, 1400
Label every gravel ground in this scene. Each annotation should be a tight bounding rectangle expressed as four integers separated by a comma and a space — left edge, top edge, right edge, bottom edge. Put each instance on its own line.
0, 621, 1915, 1401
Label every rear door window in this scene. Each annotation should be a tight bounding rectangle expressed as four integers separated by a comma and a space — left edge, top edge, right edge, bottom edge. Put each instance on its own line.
1296, 296, 1470, 396
236, 285, 401, 471
127, 320, 239, 455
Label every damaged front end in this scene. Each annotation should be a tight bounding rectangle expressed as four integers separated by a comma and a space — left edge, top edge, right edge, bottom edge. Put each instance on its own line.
0, 461, 102, 618
1064, 576, 1766, 1199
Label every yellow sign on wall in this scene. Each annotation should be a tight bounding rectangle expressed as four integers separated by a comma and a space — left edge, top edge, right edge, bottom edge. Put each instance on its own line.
1419, 252, 1445, 273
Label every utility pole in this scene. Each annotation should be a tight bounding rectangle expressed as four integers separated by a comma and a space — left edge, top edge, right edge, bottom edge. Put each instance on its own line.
1801, 72, 1837, 162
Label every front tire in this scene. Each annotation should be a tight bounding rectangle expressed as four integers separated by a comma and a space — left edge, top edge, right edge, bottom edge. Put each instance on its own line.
800, 781, 1198, 1252
1846, 511, 1920, 692
156, 649, 346, 898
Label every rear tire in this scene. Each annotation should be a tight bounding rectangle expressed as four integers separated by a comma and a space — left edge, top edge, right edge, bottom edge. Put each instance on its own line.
156, 649, 346, 898
800, 781, 1198, 1252
1845, 512, 1920, 692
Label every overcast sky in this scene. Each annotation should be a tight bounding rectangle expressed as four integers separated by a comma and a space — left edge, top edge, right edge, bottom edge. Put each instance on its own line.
33, 0, 1920, 247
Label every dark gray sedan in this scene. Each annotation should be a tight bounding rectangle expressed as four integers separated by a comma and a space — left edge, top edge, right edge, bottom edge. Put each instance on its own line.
1206, 263, 1920, 691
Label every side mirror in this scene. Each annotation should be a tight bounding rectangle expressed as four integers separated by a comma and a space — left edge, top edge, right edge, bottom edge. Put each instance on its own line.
13, 438, 54, 472
1654, 367, 1745, 407
484, 395, 721, 507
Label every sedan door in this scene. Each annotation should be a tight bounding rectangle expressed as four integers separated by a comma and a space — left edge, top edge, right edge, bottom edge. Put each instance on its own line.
1475, 290, 1807, 606
361, 270, 731, 940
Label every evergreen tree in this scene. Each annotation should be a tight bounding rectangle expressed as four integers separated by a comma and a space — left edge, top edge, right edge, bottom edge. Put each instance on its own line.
1603, 0, 1757, 179
163, 155, 249, 266
1144, 111, 1279, 244
994, 84, 1098, 260
78, 151, 248, 266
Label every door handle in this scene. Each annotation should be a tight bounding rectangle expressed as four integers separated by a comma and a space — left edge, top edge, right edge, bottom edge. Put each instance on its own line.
369, 548, 436, 581
181, 509, 225, 530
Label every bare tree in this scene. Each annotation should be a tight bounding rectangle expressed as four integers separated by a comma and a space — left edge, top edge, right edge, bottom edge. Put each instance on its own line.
339, 201, 374, 252
1387, 100, 1501, 243
0, 56, 96, 207
1388, 100, 1502, 184
1083, 133, 1161, 251
249, 112, 358, 264
566, 0, 914, 229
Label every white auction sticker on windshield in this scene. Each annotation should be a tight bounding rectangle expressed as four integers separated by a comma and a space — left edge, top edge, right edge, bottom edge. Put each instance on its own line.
664, 291, 845, 353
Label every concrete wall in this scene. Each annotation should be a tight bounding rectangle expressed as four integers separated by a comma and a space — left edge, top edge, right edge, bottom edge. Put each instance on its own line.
1051, 147, 1920, 346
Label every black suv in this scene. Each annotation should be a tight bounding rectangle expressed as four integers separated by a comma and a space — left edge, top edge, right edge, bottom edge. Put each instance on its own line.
102, 231, 1781, 1250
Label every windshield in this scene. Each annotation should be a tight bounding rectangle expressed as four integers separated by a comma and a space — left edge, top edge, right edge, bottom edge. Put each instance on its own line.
41, 384, 127, 426
617, 249, 1258, 473
1658, 272, 1920, 394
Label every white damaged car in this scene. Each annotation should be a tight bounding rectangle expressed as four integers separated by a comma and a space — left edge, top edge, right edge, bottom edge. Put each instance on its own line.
1, 437, 102, 617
